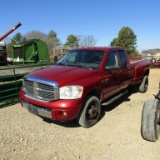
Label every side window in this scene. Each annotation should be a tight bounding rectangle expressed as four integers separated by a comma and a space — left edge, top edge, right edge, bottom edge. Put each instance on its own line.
118, 50, 128, 61
105, 51, 119, 67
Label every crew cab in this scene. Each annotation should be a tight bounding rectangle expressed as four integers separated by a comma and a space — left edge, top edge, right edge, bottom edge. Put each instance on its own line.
19, 47, 151, 128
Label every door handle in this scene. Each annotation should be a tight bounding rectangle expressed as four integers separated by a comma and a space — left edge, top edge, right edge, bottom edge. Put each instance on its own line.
117, 71, 122, 75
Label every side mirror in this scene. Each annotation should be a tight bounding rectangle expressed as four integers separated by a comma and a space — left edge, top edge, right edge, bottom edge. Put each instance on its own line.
120, 59, 127, 68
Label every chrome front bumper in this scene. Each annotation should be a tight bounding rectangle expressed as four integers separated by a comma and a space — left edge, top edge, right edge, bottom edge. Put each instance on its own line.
22, 100, 52, 119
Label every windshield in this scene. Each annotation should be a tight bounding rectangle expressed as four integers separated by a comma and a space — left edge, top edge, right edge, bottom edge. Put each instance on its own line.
56, 49, 105, 69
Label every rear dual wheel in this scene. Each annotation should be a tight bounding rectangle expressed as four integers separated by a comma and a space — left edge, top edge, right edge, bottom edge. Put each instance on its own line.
139, 75, 148, 93
141, 99, 160, 142
78, 95, 101, 128
132, 75, 148, 93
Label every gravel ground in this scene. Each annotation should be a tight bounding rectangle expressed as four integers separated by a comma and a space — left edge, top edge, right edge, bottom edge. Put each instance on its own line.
0, 69, 160, 160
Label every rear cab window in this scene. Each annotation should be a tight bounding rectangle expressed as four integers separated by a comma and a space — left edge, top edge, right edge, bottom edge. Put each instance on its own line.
118, 50, 128, 62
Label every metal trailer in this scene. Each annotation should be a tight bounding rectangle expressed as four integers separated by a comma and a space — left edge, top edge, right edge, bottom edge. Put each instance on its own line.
0, 22, 22, 64
12, 39, 50, 64
141, 82, 160, 142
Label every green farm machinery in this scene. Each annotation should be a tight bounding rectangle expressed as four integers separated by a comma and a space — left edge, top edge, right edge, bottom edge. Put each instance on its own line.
12, 39, 50, 64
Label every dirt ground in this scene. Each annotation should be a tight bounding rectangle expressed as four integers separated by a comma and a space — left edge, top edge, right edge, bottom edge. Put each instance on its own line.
0, 69, 160, 160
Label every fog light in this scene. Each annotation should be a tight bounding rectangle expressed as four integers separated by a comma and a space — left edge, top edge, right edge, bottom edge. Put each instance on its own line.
58, 111, 67, 116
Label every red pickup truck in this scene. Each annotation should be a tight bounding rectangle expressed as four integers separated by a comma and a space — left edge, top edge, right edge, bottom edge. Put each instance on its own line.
19, 47, 150, 128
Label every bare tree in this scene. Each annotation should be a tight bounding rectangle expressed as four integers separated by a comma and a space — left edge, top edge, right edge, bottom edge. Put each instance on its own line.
46, 30, 61, 58
24, 30, 47, 41
78, 35, 97, 47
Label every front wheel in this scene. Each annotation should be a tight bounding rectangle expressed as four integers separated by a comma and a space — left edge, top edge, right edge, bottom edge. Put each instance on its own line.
77, 95, 101, 128
141, 99, 160, 142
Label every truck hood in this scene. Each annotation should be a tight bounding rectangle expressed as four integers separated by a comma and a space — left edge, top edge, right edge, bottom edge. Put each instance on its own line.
29, 66, 98, 86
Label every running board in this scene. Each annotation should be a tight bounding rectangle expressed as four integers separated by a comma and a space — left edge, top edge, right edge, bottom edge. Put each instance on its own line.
101, 90, 128, 106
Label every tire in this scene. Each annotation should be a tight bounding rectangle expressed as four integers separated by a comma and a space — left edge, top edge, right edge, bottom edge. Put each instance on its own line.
141, 99, 160, 142
77, 95, 101, 128
139, 75, 148, 93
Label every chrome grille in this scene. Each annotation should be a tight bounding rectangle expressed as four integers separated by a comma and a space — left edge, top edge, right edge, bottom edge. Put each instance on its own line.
38, 90, 54, 99
25, 86, 34, 95
37, 82, 54, 91
23, 75, 59, 101
24, 79, 34, 87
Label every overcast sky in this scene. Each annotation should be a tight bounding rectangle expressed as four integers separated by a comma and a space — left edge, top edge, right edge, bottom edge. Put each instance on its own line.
1, 0, 160, 51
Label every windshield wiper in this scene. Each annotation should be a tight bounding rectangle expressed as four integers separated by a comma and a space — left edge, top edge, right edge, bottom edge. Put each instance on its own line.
74, 63, 92, 70
57, 62, 92, 70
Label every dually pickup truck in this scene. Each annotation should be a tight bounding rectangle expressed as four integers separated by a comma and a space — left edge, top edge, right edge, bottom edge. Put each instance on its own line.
19, 47, 151, 128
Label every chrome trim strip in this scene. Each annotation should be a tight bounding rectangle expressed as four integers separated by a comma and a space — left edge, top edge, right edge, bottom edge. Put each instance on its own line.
24, 75, 59, 88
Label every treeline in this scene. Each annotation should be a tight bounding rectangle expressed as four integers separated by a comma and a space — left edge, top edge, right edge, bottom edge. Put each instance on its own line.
5, 26, 140, 58
5, 30, 97, 57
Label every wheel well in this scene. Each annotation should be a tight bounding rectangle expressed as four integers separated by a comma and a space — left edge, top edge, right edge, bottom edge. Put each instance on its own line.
145, 69, 150, 76
85, 89, 101, 100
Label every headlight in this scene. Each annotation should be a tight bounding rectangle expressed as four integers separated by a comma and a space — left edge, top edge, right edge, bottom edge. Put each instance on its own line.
60, 86, 83, 99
